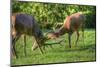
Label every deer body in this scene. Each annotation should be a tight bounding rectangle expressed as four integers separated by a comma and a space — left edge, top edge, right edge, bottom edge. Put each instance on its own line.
47, 12, 85, 48
11, 13, 44, 58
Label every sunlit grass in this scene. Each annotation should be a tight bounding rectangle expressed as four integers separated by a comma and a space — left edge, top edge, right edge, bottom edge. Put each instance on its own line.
11, 29, 96, 66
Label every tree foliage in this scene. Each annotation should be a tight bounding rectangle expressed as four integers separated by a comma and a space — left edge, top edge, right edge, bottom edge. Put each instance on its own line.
12, 1, 96, 29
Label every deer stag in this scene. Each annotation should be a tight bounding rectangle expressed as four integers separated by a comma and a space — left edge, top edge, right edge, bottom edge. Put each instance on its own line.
47, 12, 86, 48
11, 13, 45, 58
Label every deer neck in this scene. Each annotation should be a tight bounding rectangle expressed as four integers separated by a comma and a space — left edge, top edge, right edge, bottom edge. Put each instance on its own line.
56, 26, 67, 36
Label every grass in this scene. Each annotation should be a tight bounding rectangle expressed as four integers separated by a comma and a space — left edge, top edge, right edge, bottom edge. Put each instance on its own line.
11, 29, 96, 66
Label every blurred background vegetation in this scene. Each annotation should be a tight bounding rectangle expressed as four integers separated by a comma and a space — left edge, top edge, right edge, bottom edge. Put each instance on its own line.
12, 1, 96, 29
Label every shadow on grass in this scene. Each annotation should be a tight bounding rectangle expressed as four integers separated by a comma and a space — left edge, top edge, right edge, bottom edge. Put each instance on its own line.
53, 44, 96, 53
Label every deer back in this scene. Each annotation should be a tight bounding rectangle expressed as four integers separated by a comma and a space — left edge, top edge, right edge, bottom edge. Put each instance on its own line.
64, 12, 86, 31
12, 13, 43, 40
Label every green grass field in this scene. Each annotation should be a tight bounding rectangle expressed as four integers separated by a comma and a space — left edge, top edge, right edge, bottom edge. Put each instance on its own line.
11, 29, 96, 66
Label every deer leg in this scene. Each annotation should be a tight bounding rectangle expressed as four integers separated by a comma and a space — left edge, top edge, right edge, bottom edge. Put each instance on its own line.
32, 37, 43, 54
12, 38, 17, 58
35, 38, 43, 54
32, 36, 38, 51
68, 33, 72, 48
37, 42, 43, 54
12, 33, 21, 58
31, 41, 37, 51
23, 35, 26, 56
75, 31, 79, 47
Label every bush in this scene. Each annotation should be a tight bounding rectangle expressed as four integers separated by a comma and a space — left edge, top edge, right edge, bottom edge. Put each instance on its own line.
12, 1, 96, 29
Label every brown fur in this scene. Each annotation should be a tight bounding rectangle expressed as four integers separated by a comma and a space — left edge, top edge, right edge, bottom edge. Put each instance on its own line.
47, 12, 86, 48
11, 13, 44, 58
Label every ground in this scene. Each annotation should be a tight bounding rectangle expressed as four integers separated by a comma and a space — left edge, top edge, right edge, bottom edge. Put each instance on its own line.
11, 29, 96, 66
